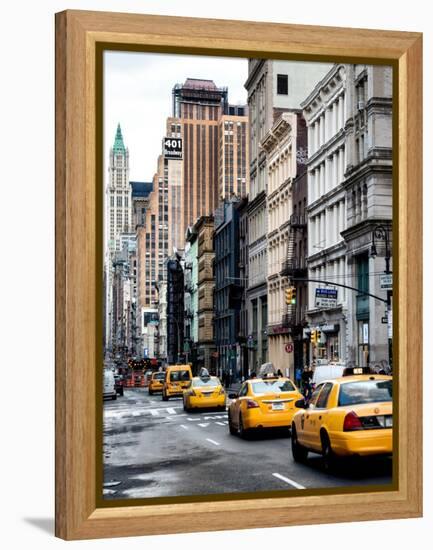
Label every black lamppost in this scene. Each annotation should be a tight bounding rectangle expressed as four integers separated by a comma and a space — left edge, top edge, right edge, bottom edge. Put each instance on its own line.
370, 225, 391, 275
370, 224, 392, 370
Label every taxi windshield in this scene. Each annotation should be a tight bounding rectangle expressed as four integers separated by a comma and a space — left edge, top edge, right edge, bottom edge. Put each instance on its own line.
338, 379, 392, 406
154, 372, 165, 380
192, 377, 220, 387
169, 370, 191, 382
251, 379, 296, 394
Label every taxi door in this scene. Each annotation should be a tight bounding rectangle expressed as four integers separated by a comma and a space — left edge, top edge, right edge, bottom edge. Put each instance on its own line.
233, 382, 249, 427
297, 384, 324, 448
305, 382, 334, 452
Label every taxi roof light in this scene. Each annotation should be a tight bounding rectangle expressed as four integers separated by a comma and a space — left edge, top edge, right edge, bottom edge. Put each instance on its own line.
343, 411, 364, 431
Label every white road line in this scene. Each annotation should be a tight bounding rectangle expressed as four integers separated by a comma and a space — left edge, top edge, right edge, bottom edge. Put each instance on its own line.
180, 424, 188, 430
206, 438, 220, 446
150, 409, 160, 416
215, 421, 225, 426
223, 421, 228, 425
272, 473, 306, 490
167, 408, 176, 415
132, 412, 141, 417
198, 423, 209, 427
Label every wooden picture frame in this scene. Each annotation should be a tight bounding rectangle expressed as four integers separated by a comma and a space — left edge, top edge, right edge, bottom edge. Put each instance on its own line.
55, 9, 422, 540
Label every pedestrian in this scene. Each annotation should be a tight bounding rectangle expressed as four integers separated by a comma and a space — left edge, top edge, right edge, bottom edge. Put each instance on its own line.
277, 369, 283, 377
250, 371, 256, 379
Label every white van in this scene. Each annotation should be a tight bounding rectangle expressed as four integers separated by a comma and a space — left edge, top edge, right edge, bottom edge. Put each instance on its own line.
103, 368, 117, 400
312, 363, 346, 385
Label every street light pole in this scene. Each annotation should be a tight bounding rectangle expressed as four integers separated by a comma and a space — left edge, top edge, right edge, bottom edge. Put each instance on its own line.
370, 224, 392, 370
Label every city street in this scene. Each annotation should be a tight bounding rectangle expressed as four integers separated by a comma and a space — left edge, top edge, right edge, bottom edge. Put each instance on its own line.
103, 388, 392, 500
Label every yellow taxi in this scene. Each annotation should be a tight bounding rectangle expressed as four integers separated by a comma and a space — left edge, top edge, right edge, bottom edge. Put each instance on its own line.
291, 369, 393, 469
162, 364, 192, 401
148, 371, 166, 395
228, 376, 303, 438
183, 374, 226, 411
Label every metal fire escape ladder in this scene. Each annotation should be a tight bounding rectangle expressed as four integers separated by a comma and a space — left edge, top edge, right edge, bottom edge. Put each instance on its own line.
283, 224, 297, 327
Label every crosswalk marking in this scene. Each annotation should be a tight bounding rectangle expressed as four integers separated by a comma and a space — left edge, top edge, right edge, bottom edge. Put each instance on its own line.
215, 421, 225, 426
198, 423, 210, 427
149, 409, 160, 416
167, 408, 176, 415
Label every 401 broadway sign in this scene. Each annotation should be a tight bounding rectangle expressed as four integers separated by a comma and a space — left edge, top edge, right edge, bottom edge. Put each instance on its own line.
163, 137, 183, 159
315, 288, 338, 308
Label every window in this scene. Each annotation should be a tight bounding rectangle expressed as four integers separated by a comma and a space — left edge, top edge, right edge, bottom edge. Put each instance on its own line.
277, 74, 288, 95
316, 382, 333, 408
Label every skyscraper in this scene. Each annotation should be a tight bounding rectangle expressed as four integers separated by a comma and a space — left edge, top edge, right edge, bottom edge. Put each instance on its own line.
105, 124, 132, 351
172, 78, 227, 235
106, 124, 132, 253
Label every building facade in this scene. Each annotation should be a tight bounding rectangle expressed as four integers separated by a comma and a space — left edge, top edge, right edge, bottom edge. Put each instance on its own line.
302, 64, 349, 365
172, 78, 228, 239
237, 197, 249, 380
195, 216, 216, 373
218, 107, 249, 200
341, 64, 393, 370
184, 225, 199, 371
261, 112, 307, 378
166, 254, 184, 364
244, 59, 332, 374
214, 200, 243, 383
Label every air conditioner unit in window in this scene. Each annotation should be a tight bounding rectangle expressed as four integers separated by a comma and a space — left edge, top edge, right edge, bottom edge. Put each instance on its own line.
358, 100, 365, 111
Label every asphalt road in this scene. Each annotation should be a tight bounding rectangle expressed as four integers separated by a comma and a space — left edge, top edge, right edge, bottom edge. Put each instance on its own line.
103, 388, 392, 500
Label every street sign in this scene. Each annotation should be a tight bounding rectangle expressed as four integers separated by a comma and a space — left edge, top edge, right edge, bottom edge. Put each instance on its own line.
163, 137, 182, 159
315, 288, 338, 309
380, 274, 393, 290
284, 343, 294, 353
388, 308, 393, 339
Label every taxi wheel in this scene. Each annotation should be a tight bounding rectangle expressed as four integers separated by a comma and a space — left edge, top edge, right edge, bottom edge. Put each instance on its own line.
321, 432, 336, 472
238, 414, 250, 439
291, 426, 308, 463
228, 412, 237, 435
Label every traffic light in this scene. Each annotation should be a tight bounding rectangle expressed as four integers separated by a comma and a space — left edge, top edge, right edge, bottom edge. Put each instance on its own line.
316, 329, 322, 343
290, 286, 297, 305
311, 330, 317, 344
285, 286, 297, 305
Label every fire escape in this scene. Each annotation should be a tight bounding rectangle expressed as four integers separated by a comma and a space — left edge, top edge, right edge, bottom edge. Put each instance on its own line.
281, 213, 307, 332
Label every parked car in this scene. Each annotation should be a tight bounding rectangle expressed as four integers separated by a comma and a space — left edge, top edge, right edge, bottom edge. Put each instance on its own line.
114, 373, 124, 396
103, 368, 117, 400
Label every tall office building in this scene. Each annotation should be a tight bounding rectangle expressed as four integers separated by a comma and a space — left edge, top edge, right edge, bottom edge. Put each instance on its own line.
172, 78, 227, 235
218, 106, 249, 200
105, 124, 132, 351
106, 124, 132, 252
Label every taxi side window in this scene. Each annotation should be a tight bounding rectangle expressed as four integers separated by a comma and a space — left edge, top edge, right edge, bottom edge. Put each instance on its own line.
309, 384, 324, 407
239, 383, 248, 397
315, 382, 333, 408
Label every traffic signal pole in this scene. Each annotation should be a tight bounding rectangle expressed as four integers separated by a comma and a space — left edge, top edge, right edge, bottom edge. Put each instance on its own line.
291, 278, 389, 304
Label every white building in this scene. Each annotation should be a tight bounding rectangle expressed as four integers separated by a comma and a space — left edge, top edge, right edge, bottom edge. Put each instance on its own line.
261, 112, 298, 376
244, 59, 332, 373
341, 64, 393, 369
302, 64, 348, 364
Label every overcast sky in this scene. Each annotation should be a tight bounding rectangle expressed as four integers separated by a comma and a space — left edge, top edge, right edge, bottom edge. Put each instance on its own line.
104, 51, 248, 183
